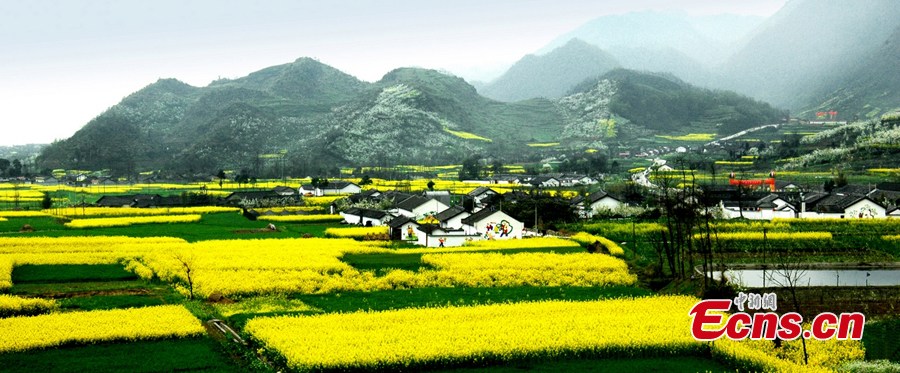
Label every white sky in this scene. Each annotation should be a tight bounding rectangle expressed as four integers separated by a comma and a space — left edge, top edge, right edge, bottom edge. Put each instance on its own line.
0, 0, 786, 146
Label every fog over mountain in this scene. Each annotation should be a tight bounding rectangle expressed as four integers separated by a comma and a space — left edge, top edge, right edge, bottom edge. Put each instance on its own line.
719, 0, 900, 111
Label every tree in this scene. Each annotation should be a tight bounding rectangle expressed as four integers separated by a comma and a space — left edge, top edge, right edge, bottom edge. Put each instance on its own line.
491, 160, 503, 175
0, 158, 9, 176
426, 180, 435, 191
41, 193, 53, 209
359, 175, 372, 185
458, 156, 482, 181
216, 169, 226, 188
173, 252, 196, 300
8, 159, 22, 177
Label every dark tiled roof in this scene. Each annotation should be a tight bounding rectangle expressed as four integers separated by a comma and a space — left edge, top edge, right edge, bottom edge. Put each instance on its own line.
467, 186, 497, 197
224, 190, 280, 201
415, 224, 463, 234
95, 195, 136, 207
434, 205, 467, 222
461, 206, 504, 225
877, 182, 900, 192
322, 181, 358, 190
387, 216, 418, 228
343, 207, 390, 220
831, 184, 874, 196
395, 196, 431, 211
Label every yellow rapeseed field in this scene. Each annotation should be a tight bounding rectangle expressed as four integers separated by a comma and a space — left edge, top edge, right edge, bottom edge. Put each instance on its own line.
257, 214, 343, 223
0, 305, 204, 352
569, 232, 625, 256
0, 211, 49, 218
323, 226, 389, 238
0, 294, 57, 317
47, 206, 238, 217
245, 296, 704, 371
421, 252, 636, 287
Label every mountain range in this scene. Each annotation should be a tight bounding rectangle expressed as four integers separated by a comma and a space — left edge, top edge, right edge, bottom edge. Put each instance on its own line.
35, 0, 900, 175
480, 0, 900, 120
37, 59, 781, 176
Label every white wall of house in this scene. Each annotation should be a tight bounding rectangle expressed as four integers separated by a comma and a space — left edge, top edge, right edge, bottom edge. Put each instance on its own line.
320, 184, 361, 196
340, 212, 388, 226
538, 178, 560, 188
845, 199, 886, 218
462, 211, 523, 239
590, 196, 625, 214
398, 222, 420, 241
441, 212, 471, 230
413, 228, 476, 247
400, 200, 450, 219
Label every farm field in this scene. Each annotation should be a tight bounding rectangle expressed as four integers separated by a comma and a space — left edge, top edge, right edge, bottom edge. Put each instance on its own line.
0, 205, 895, 372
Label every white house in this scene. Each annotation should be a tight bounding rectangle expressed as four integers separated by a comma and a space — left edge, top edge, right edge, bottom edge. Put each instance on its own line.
528, 176, 560, 188
340, 207, 393, 226
467, 187, 498, 206
571, 191, 627, 219
887, 207, 900, 218
461, 207, 523, 240
434, 205, 471, 229
388, 216, 421, 242
414, 224, 475, 247
299, 181, 361, 196
800, 194, 886, 219
395, 196, 450, 220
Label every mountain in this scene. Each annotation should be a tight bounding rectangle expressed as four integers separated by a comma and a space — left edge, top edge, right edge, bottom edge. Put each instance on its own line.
539, 11, 763, 84
478, 39, 620, 102
38, 60, 784, 177
802, 25, 900, 120
719, 0, 900, 112
563, 70, 785, 139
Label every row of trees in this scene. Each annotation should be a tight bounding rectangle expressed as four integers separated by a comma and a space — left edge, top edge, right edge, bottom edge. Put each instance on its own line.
0, 158, 25, 177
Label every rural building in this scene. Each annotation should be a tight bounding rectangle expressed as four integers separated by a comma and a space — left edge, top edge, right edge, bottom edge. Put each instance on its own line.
299, 181, 361, 196
434, 205, 470, 229
461, 207, 523, 240
388, 216, 420, 241
422, 190, 452, 206
394, 196, 450, 220
467, 187, 498, 206
800, 193, 886, 219
223, 190, 284, 205
528, 176, 560, 188
571, 191, 627, 218
340, 207, 394, 226
413, 224, 474, 247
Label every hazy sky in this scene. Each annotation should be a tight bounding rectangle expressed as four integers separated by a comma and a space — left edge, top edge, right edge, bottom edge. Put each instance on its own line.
0, 0, 786, 147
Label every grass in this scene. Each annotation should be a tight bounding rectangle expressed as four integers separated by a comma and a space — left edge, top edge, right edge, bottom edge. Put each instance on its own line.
12, 264, 138, 284
433, 356, 734, 373
10, 280, 155, 296
0, 213, 340, 242
0, 337, 243, 373
342, 246, 587, 274
863, 318, 900, 362
226, 285, 650, 328
295, 286, 649, 314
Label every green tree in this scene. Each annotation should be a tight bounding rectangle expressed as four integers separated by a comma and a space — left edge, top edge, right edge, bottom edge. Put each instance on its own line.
458, 156, 482, 181
427, 180, 435, 191
359, 175, 372, 185
41, 193, 53, 209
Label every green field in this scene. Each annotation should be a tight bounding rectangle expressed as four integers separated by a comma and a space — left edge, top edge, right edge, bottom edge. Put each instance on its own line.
1, 208, 896, 372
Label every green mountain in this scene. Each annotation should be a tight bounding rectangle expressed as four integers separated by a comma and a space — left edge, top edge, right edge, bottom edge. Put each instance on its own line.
38, 60, 783, 177
802, 25, 900, 120
479, 39, 620, 102
538, 11, 762, 85
719, 0, 900, 111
